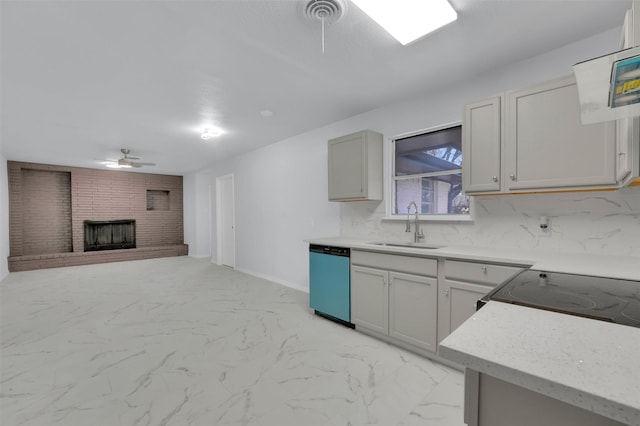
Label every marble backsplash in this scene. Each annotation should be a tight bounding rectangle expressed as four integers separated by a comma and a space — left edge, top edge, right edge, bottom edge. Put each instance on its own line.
339, 187, 640, 257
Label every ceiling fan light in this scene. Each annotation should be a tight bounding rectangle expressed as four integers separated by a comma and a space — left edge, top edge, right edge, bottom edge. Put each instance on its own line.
351, 0, 457, 45
201, 127, 222, 140
105, 163, 130, 169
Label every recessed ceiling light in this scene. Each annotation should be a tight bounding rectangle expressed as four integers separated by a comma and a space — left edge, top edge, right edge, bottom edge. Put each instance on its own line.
351, 0, 457, 45
260, 109, 274, 117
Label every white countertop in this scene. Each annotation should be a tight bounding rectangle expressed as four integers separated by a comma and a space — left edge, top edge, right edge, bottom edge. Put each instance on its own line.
439, 301, 640, 426
307, 236, 640, 280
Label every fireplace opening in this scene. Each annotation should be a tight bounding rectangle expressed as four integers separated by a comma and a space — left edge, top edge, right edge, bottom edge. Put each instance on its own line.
84, 220, 136, 252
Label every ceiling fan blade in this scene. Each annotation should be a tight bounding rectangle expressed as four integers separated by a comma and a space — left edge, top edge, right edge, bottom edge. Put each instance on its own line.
130, 162, 156, 167
126, 156, 141, 160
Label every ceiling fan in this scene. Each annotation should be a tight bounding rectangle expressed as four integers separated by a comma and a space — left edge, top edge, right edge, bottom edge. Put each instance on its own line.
104, 149, 156, 169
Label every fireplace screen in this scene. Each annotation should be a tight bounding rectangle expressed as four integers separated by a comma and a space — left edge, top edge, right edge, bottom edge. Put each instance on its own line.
84, 220, 136, 251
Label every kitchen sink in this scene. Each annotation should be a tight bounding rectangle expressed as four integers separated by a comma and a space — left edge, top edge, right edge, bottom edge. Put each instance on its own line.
370, 242, 444, 250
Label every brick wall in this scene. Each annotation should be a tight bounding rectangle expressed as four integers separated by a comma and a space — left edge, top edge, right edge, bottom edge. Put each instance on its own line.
21, 169, 72, 255
7, 161, 187, 271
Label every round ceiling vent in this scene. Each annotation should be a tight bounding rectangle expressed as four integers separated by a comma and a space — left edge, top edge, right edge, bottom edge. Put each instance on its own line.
302, 0, 347, 24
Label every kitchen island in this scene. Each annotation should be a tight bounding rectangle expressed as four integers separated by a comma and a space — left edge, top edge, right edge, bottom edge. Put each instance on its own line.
439, 301, 640, 425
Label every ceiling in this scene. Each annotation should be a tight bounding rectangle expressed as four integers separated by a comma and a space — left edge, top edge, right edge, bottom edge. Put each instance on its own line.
0, 0, 631, 175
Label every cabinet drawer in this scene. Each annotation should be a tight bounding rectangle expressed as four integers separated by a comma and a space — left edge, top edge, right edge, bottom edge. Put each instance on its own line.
445, 260, 523, 286
352, 250, 437, 277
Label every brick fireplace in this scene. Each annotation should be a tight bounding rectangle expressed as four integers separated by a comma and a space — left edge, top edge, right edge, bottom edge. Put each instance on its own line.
84, 219, 136, 251
7, 161, 188, 272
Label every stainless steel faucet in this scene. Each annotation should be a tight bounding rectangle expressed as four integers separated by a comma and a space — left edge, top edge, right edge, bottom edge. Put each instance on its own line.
406, 201, 424, 243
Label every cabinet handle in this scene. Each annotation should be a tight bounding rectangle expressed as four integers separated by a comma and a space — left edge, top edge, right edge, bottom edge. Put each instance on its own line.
492, 176, 498, 182
509, 174, 516, 181
618, 152, 625, 156
481, 266, 488, 274
445, 289, 449, 297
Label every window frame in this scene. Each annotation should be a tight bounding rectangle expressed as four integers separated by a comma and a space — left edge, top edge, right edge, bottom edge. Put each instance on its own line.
385, 121, 473, 222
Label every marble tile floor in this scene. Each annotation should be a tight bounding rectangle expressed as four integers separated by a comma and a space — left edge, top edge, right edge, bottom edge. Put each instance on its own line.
1, 257, 465, 426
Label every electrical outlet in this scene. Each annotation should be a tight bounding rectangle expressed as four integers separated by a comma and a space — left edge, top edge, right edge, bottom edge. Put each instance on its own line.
538, 216, 551, 237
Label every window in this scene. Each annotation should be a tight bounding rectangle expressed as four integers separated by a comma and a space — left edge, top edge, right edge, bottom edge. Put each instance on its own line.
393, 124, 470, 217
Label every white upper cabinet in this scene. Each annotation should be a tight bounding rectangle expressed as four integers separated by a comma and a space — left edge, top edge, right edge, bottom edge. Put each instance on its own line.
616, 8, 640, 185
463, 76, 620, 194
505, 76, 616, 191
328, 130, 383, 201
462, 97, 502, 193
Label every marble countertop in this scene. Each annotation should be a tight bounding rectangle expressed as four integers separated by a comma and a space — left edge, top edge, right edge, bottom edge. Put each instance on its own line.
439, 301, 640, 426
307, 236, 640, 280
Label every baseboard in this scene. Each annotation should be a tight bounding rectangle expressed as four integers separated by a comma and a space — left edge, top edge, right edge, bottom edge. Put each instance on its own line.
234, 267, 309, 293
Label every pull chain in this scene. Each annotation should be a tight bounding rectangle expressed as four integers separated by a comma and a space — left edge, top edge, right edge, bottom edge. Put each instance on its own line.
321, 15, 325, 53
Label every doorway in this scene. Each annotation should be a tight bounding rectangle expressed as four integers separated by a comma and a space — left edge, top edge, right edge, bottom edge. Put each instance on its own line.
216, 174, 235, 268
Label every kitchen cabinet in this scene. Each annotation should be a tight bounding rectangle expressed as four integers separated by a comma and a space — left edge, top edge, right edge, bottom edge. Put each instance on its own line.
616, 8, 640, 185
328, 130, 383, 201
462, 96, 502, 193
350, 265, 388, 334
463, 76, 617, 194
438, 260, 523, 344
351, 250, 438, 353
505, 76, 616, 191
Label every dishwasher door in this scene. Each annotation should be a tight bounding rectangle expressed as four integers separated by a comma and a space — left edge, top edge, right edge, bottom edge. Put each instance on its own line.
309, 245, 350, 324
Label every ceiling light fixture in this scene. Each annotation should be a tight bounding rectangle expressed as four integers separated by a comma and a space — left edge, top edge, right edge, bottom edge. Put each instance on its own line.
104, 162, 131, 169
201, 127, 222, 140
351, 0, 457, 45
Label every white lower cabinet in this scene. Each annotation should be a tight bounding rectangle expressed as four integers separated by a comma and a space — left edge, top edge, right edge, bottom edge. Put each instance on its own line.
350, 251, 525, 357
438, 280, 493, 343
388, 271, 437, 351
438, 260, 524, 345
350, 265, 389, 335
351, 251, 438, 353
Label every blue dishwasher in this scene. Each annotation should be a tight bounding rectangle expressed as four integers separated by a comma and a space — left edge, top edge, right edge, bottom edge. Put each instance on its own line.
309, 244, 353, 326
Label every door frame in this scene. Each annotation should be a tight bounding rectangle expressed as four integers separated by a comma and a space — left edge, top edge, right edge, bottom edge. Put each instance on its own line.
215, 173, 235, 267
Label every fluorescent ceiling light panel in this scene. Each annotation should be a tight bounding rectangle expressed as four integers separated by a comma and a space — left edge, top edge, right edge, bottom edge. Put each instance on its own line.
351, 0, 457, 45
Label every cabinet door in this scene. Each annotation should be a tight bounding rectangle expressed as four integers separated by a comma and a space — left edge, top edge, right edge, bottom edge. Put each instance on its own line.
388, 272, 438, 352
615, 117, 640, 183
328, 132, 366, 200
463, 96, 502, 193
505, 77, 616, 191
438, 280, 493, 344
351, 265, 388, 335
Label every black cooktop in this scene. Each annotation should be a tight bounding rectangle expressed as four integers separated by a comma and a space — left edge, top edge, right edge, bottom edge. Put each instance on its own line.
480, 270, 640, 328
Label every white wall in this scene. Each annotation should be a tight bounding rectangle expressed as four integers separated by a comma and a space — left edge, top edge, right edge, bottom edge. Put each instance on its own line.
1, 154, 10, 281
184, 171, 213, 258
183, 172, 196, 255
184, 27, 631, 292
189, 130, 341, 291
